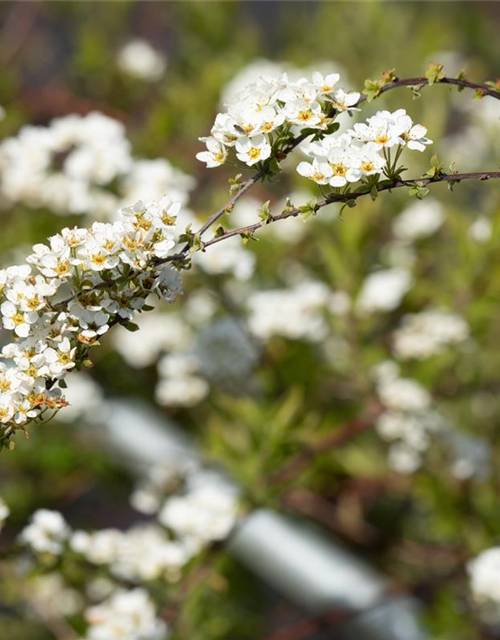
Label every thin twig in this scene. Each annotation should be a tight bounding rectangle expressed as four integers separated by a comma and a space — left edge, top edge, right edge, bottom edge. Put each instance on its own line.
195, 171, 500, 252
358, 75, 500, 105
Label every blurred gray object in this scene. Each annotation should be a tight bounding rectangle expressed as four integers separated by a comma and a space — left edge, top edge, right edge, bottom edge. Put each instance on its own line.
101, 400, 427, 640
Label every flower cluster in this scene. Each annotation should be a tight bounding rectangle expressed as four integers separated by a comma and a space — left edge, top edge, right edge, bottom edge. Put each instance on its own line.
17, 462, 238, 639
197, 71, 360, 168
0, 197, 183, 443
83, 589, 167, 640
373, 361, 441, 474
0, 112, 195, 219
392, 309, 469, 360
298, 109, 431, 188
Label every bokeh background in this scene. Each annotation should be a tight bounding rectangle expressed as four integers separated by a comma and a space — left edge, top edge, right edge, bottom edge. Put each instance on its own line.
1, 2, 500, 639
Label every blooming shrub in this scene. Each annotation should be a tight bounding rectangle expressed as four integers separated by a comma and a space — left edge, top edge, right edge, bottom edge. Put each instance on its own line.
1, 4, 500, 639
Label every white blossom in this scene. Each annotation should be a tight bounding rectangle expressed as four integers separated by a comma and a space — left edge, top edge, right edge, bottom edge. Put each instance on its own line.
20, 509, 70, 555
118, 39, 166, 81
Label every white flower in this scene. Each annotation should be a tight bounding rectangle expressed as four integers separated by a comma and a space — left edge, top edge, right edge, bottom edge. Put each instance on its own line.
352, 109, 432, 151
329, 88, 360, 111
235, 135, 271, 166
118, 39, 166, 81
196, 137, 228, 168
468, 547, 500, 606
20, 509, 70, 555
377, 377, 431, 412
247, 281, 330, 342
296, 159, 333, 185
311, 71, 340, 95
392, 199, 444, 241
392, 309, 469, 360
158, 484, 238, 545
1, 301, 39, 338
356, 268, 412, 314
0, 495, 10, 531
469, 217, 492, 243
83, 589, 167, 640
283, 100, 324, 128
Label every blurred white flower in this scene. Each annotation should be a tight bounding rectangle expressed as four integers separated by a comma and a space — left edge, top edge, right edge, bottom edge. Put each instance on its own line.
156, 353, 209, 407
0, 495, 9, 532
159, 483, 238, 547
469, 217, 492, 243
392, 309, 469, 360
118, 39, 166, 81
194, 236, 255, 280
83, 588, 167, 640
357, 268, 412, 314
20, 509, 70, 555
247, 281, 330, 342
392, 198, 444, 241
467, 547, 500, 617
56, 373, 105, 423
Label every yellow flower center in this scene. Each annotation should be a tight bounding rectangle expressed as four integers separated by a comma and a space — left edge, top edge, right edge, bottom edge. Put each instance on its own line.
55, 261, 70, 277
248, 147, 261, 160
331, 164, 347, 177
92, 253, 107, 266
162, 214, 177, 226
134, 217, 152, 232
361, 161, 375, 172
26, 295, 41, 310
376, 134, 389, 145
298, 110, 312, 122
13, 312, 25, 326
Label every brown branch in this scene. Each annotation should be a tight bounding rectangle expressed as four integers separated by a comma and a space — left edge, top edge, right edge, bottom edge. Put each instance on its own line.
191, 130, 313, 242
358, 75, 500, 105
197, 171, 500, 251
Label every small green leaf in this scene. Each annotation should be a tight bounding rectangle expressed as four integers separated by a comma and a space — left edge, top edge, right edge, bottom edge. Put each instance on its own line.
258, 200, 273, 225
408, 182, 430, 199
425, 61, 445, 86
124, 322, 140, 332
240, 231, 258, 245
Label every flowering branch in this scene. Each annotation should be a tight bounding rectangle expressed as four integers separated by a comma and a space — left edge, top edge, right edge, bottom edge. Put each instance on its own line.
1, 65, 499, 450
193, 171, 500, 250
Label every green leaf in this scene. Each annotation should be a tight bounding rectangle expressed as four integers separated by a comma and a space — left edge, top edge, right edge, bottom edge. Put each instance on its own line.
228, 173, 243, 195
298, 197, 318, 221
408, 182, 430, 199
258, 200, 273, 225
425, 154, 445, 180
240, 231, 258, 245
124, 322, 140, 332
425, 61, 445, 86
